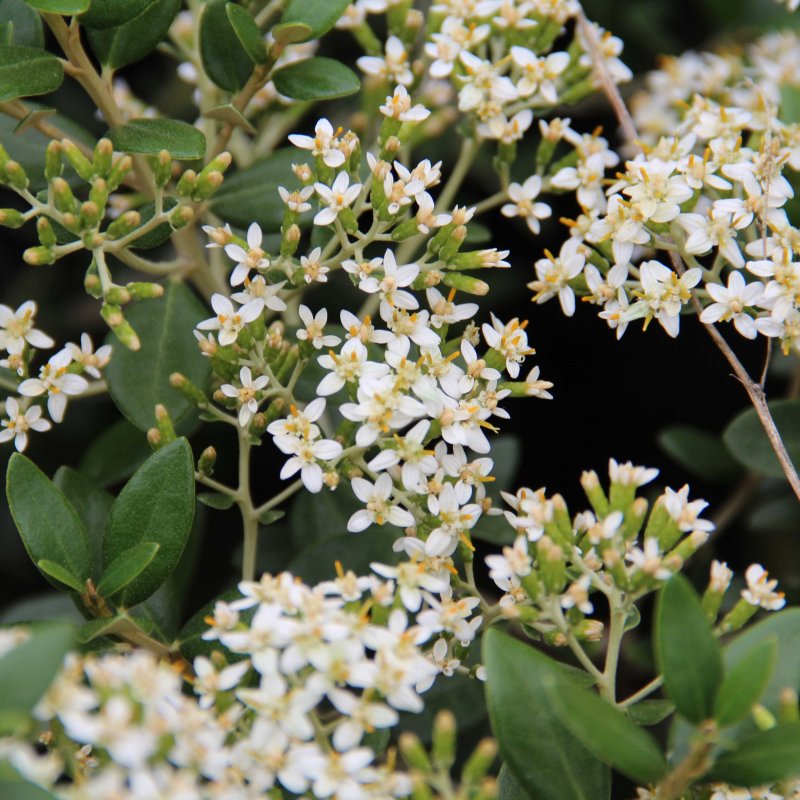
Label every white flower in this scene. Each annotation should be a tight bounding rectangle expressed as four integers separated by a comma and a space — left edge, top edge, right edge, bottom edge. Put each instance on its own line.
225, 222, 270, 286
278, 184, 314, 214
196, 293, 262, 347
663, 485, 714, 532
742, 564, 785, 610
317, 338, 389, 396
380, 85, 430, 121
0, 300, 54, 355
297, 305, 341, 349
477, 109, 533, 144
481, 313, 534, 378
530, 239, 586, 316
231, 275, 287, 314
288, 118, 346, 168
0, 397, 51, 451
65, 333, 112, 379
427, 287, 478, 328
501, 175, 552, 234
357, 35, 413, 86
700, 271, 764, 339
358, 250, 419, 311
348, 473, 415, 531
626, 538, 672, 581
314, 172, 362, 226
18, 348, 88, 423
280, 437, 343, 493
511, 46, 570, 102
300, 247, 330, 284
220, 366, 270, 427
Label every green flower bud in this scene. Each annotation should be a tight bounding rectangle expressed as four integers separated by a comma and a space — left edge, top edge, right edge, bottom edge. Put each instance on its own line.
398, 733, 432, 773
105, 286, 131, 305
61, 139, 94, 180
462, 739, 498, 786
198, 151, 232, 180
126, 281, 164, 300
176, 169, 197, 197
45, 140, 63, 180
752, 703, 777, 731
89, 178, 109, 210
4, 160, 28, 190
779, 688, 799, 724
84, 260, 102, 298
441, 271, 489, 296
23, 245, 56, 265
101, 304, 141, 350
0, 208, 24, 228
151, 150, 172, 187
192, 170, 224, 200
620, 497, 648, 541
719, 598, 758, 634
80, 200, 102, 228
147, 428, 162, 450
155, 403, 177, 444
580, 470, 609, 516
92, 138, 114, 177
105, 210, 142, 239
431, 710, 456, 769
170, 205, 194, 229
198, 446, 217, 477
169, 372, 207, 405
52, 177, 77, 213
106, 155, 133, 191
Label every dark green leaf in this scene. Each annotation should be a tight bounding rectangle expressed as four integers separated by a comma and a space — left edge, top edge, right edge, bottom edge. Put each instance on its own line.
79, 0, 154, 28
104, 282, 211, 432
706, 723, 800, 785
87, 0, 180, 70
76, 615, 131, 643
498, 764, 528, 800
655, 575, 722, 724
483, 629, 611, 800
107, 118, 206, 160
723, 398, 800, 479
715, 640, 777, 727
103, 438, 195, 608
79, 418, 151, 487
548, 680, 669, 784
625, 699, 675, 727
199, 0, 255, 92
23, 0, 88, 12
36, 560, 84, 593
272, 57, 360, 101
127, 196, 179, 249
280, 0, 350, 41
0, 623, 74, 729
0, 44, 62, 102
657, 425, 743, 482
53, 467, 113, 580
0, 0, 43, 47
6, 454, 92, 590
226, 3, 266, 64
288, 530, 399, 585
97, 541, 160, 598
209, 148, 299, 231
197, 492, 234, 510
259, 508, 285, 525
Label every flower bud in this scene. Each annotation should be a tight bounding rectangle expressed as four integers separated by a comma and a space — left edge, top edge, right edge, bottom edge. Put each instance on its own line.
3, 160, 28, 190
0, 208, 24, 228
779, 688, 799, 724
198, 446, 217, 477
101, 304, 141, 350
431, 710, 456, 769
198, 151, 232, 180
155, 403, 177, 444
92, 138, 113, 177
580, 470, 609, 516
147, 428, 162, 450
474, 777, 499, 800
126, 281, 164, 300
105, 285, 131, 305
620, 497, 648, 541
80, 201, 102, 228
45, 140, 63, 179
170, 205, 194, 229
52, 177, 77, 213
398, 733, 432, 773
752, 703, 776, 731
23, 245, 56, 265
170, 372, 207, 405
84, 260, 102, 298
193, 170, 224, 200
106, 155, 132, 191
89, 178, 109, 210
61, 139, 94, 180
461, 739, 497, 786
151, 150, 172, 187
176, 169, 197, 197
441, 272, 489, 296
105, 210, 142, 239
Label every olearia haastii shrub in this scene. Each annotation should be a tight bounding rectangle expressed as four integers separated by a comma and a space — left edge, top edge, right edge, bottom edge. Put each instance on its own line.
0, 1, 799, 799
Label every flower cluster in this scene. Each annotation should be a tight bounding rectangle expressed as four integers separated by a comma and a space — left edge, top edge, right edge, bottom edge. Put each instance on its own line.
1, 301, 108, 452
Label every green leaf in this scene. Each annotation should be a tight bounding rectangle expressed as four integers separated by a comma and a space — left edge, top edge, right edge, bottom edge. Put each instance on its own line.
714, 640, 777, 727
23, 0, 88, 12
53, 467, 113, 580
781, 84, 800, 125
6, 454, 92, 590
271, 21, 312, 45
657, 425, 743, 483
483, 629, 611, 800
36, 560, 85, 593
655, 575, 722, 724
705, 723, 800, 785
199, 0, 255, 92
226, 3, 266, 64
209, 147, 299, 231
76, 614, 131, 643
0, 44, 62, 101
87, 0, 180, 70
107, 118, 206, 160
497, 764, 528, 800
280, 0, 351, 41
723, 398, 800, 479
97, 541, 160, 599
203, 103, 256, 134
79, 0, 154, 28
79, 418, 151, 487
272, 57, 360, 101
0, 0, 43, 47
548, 681, 669, 785
0, 623, 74, 730
104, 282, 211, 432
625, 699, 675, 727
103, 438, 195, 608
197, 492, 235, 510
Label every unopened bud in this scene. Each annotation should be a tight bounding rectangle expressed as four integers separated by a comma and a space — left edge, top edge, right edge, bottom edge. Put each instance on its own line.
155, 403, 177, 444
101, 304, 140, 350
23, 245, 56, 265
441, 272, 489, 296
61, 139, 94, 180
105, 285, 131, 305
779, 687, 799, 724
4, 160, 28, 190
293, 162, 313, 183
0, 208, 24, 228
431, 709, 456, 769
752, 703, 776, 731
52, 177, 76, 213
89, 178, 109, 209
462, 739, 497, 786
169, 372, 207, 405
176, 169, 197, 197
250, 412, 267, 435
170, 205, 194, 229
106, 155, 133, 191
199, 151, 232, 179
192, 170, 224, 200
126, 281, 164, 300
45, 140, 62, 179
474, 777, 499, 800
84, 261, 102, 297
92, 138, 113, 177
398, 733, 432, 773
580, 469, 609, 516
198, 446, 217, 476
80, 201, 102, 228
147, 428, 162, 450
105, 210, 142, 239
151, 150, 172, 187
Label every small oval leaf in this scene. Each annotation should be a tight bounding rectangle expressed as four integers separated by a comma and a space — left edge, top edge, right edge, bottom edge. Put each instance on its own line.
97, 541, 160, 599
36, 560, 85, 594
87, 0, 180, 70
714, 639, 778, 727
6, 454, 92, 589
103, 438, 195, 608
107, 118, 206, 160
199, 0, 255, 92
280, 0, 350, 41
226, 3, 266, 64
658, 424, 743, 483
705, 723, 800, 785
23, 0, 88, 12
272, 57, 360, 101
655, 574, 722, 724
0, 44, 62, 102
79, 0, 154, 29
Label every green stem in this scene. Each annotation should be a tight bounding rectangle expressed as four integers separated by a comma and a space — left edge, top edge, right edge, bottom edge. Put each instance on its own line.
619, 675, 664, 708
252, 478, 304, 518
435, 137, 481, 214
601, 594, 627, 703
236, 428, 259, 582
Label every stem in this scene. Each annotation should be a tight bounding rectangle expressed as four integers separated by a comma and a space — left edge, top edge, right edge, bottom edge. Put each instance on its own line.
549, 599, 605, 685
252, 478, 304, 518
0, 101, 94, 159
601, 595, 627, 703
619, 675, 664, 708
236, 427, 259, 582
654, 725, 717, 800
435, 137, 481, 214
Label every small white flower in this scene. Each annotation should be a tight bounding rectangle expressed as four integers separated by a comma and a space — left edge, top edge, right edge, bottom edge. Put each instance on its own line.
65, 333, 112, 379
314, 172, 362, 226
288, 118, 346, 168
300, 247, 330, 284
348, 473, 415, 531
0, 301, 54, 355
358, 250, 419, 311
196, 294, 262, 347
700, 271, 764, 339
357, 35, 413, 86
742, 564, 785, 610
380, 85, 430, 122
297, 306, 341, 349
501, 175, 552, 234
18, 348, 88, 423
225, 222, 270, 286
278, 184, 314, 214
220, 366, 269, 427
280, 437, 343, 493
0, 397, 51, 451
